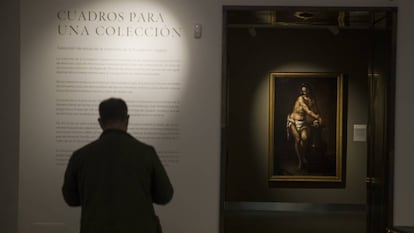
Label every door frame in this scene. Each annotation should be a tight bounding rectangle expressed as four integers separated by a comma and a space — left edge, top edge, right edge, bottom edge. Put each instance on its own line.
221, 6, 397, 233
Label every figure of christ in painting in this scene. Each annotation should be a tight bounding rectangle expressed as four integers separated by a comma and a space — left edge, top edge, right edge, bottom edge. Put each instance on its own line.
287, 83, 322, 170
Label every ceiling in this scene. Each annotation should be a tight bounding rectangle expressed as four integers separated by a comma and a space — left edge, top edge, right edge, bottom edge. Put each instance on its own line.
226, 9, 389, 30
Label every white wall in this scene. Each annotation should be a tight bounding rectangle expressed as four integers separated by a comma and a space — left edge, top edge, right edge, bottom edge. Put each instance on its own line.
392, 0, 414, 227
18, 0, 222, 233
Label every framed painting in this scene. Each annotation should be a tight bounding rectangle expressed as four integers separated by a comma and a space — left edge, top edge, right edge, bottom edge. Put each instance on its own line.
268, 72, 346, 187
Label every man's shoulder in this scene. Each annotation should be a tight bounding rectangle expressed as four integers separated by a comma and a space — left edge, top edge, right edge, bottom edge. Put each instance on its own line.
128, 136, 155, 151
72, 139, 100, 155
72, 132, 156, 158
105, 132, 156, 153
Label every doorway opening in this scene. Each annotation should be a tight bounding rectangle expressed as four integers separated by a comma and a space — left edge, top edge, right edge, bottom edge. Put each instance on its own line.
221, 6, 396, 233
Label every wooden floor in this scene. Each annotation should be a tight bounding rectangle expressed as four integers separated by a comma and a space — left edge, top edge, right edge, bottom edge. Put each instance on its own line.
223, 210, 366, 233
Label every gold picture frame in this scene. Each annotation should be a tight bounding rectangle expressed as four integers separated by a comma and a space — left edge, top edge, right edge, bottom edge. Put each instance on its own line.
268, 72, 345, 186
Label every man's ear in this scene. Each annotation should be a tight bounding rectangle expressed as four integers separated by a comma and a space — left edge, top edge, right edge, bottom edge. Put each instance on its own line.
98, 118, 104, 129
124, 115, 130, 128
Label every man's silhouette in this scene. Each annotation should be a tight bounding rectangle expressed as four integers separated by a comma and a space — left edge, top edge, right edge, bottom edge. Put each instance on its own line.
63, 97, 173, 233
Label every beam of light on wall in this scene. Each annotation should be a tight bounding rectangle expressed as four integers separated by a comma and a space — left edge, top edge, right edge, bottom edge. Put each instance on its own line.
49, 0, 190, 142
52, 1, 190, 96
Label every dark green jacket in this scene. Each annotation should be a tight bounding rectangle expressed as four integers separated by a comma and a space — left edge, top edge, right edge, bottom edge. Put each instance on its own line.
62, 129, 173, 233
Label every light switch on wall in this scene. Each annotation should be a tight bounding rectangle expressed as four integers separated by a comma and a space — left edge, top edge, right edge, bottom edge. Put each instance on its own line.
194, 24, 202, 39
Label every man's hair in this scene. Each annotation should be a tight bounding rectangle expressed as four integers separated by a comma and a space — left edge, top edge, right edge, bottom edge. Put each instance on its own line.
99, 98, 128, 124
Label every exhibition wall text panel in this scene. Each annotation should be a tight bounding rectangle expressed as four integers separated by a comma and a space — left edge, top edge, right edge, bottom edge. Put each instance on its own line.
20, 0, 221, 233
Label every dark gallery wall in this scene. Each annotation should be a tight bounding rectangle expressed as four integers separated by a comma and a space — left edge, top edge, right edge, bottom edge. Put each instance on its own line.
0, 0, 19, 232
225, 28, 370, 204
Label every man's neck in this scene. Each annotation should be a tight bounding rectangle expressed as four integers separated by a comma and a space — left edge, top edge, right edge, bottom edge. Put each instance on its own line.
102, 123, 127, 132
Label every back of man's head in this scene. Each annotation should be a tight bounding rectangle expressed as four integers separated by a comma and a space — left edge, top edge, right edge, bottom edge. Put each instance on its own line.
99, 98, 128, 126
